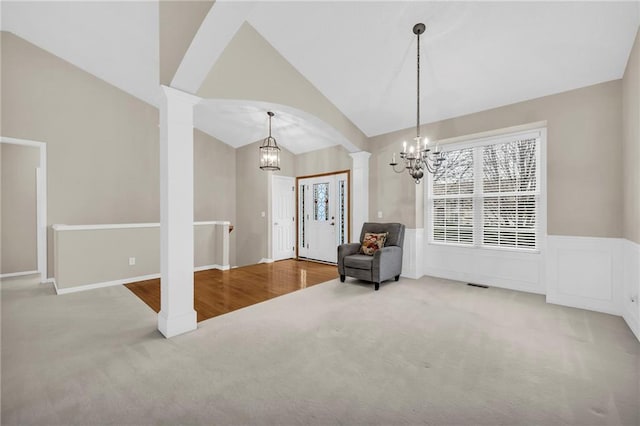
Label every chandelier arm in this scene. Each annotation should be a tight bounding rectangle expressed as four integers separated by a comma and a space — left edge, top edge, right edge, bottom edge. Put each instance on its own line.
425, 161, 435, 174
391, 164, 407, 174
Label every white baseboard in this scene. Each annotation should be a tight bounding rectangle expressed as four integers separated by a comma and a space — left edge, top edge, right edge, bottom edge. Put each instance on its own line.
546, 236, 622, 316
259, 258, 274, 264
401, 228, 423, 279
56, 273, 160, 295
194, 264, 230, 272
0, 270, 39, 279
55, 265, 228, 295
622, 238, 640, 341
157, 309, 197, 338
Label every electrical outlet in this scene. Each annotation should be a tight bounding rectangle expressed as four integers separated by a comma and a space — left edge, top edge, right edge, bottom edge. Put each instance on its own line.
377, 211, 383, 218
129, 257, 136, 266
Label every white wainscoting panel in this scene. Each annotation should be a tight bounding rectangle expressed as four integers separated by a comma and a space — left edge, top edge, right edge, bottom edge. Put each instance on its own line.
622, 238, 640, 341
402, 228, 423, 279
546, 236, 622, 315
424, 242, 543, 294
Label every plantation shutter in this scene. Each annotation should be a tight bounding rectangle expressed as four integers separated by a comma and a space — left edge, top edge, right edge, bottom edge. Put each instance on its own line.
431, 148, 474, 245
482, 138, 538, 249
429, 132, 541, 252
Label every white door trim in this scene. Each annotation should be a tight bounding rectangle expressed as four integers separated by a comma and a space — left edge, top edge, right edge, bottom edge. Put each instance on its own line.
0, 136, 48, 282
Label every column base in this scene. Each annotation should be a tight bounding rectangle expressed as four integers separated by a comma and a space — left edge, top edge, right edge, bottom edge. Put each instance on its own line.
158, 310, 197, 338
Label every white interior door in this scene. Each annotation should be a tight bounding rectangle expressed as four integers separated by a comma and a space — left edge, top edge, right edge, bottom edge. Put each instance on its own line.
272, 175, 295, 261
298, 173, 348, 263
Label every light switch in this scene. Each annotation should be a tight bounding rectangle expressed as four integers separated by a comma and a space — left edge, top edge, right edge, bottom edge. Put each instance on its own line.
377, 211, 383, 218
261, 211, 266, 217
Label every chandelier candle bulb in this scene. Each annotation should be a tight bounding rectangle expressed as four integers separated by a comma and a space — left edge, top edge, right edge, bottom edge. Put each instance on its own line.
392, 153, 396, 164
403, 141, 407, 152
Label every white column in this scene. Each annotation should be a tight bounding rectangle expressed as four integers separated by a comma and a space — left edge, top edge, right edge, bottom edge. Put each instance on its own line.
158, 86, 200, 338
349, 151, 371, 242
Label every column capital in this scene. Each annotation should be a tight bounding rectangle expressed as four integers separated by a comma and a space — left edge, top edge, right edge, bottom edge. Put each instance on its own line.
349, 151, 372, 163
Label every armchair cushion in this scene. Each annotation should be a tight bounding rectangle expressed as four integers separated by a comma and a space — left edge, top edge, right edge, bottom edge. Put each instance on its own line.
344, 254, 374, 270
360, 232, 388, 255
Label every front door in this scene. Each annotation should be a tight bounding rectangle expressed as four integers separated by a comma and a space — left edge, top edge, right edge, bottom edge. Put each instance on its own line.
298, 172, 349, 263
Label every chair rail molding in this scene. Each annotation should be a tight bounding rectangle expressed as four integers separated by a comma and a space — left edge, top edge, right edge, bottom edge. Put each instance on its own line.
52, 221, 231, 293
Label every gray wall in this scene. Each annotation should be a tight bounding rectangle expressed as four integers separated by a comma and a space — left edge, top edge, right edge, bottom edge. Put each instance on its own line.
198, 22, 367, 151
54, 224, 227, 290
194, 129, 237, 266
1, 32, 159, 277
295, 145, 352, 178
235, 141, 295, 266
159, 1, 213, 86
623, 28, 640, 244
369, 80, 623, 237
1, 143, 40, 274
1, 32, 241, 273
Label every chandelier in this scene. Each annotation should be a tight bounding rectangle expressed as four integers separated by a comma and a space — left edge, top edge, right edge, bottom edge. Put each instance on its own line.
259, 111, 280, 171
390, 23, 443, 184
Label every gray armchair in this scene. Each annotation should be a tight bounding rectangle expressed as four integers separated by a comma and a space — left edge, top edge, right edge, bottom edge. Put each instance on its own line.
337, 222, 405, 291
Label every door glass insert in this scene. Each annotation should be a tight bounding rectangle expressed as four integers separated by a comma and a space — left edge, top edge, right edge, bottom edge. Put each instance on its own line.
313, 183, 329, 221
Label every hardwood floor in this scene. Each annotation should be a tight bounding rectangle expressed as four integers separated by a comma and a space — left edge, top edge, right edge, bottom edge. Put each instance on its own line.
125, 259, 339, 323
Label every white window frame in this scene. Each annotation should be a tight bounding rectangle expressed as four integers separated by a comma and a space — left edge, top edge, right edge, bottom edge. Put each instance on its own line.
427, 128, 547, 254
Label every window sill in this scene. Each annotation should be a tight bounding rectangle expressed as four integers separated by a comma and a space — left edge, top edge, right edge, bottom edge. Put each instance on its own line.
427, 241, 541, 255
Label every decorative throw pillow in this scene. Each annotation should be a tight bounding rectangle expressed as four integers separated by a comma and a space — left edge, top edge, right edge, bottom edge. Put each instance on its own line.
361, 232, 388, 256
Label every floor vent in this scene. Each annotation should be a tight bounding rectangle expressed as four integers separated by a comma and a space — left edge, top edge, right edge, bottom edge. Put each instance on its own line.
467, 283, 489, 289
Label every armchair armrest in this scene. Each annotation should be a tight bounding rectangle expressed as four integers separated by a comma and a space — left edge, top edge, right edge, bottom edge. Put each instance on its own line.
372, 246, 403, 282
337, 243, 361, 274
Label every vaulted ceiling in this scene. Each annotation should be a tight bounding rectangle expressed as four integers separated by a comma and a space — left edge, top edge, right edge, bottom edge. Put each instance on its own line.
2, 1, 639, 154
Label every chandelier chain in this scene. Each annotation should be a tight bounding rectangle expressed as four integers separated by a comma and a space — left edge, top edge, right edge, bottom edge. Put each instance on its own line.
388, 23, 443, 184
416, 28, 420, 140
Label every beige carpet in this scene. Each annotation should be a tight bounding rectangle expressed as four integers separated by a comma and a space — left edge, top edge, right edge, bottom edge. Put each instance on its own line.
2, 274, 639, 425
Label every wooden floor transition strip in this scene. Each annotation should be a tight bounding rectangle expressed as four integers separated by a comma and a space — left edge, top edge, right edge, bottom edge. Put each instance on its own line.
124, 259, 339, 322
